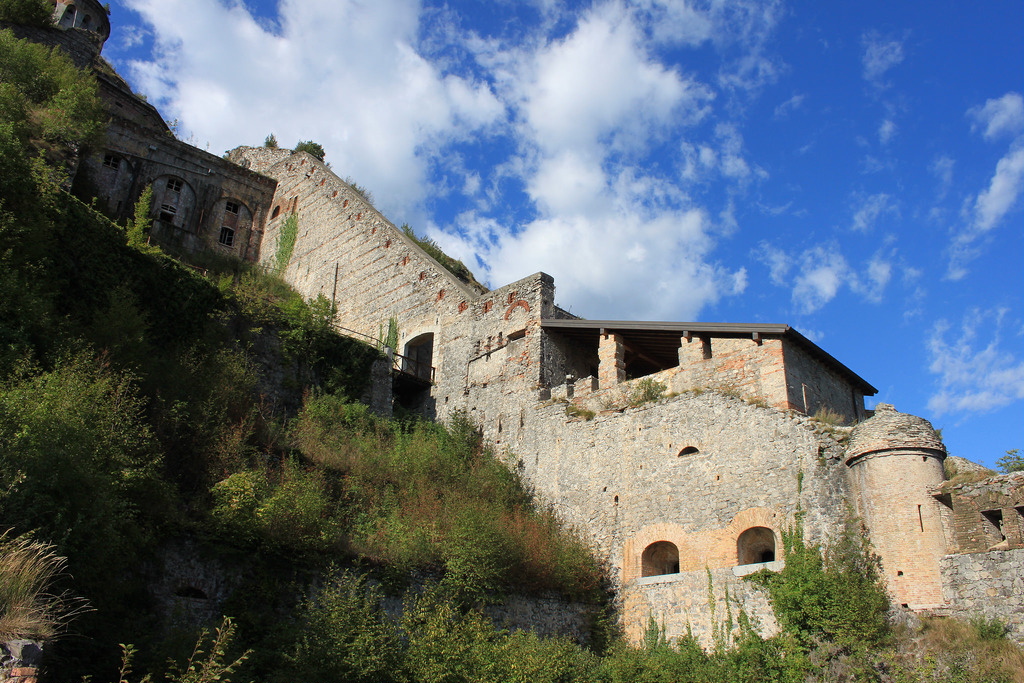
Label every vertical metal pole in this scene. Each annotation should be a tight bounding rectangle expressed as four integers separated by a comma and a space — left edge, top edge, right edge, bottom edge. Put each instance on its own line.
332, 262, 339, 309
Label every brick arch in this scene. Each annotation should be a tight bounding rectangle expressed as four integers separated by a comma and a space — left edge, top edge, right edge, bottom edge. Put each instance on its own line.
720, 507, 784, 566
503, 300, 530, 320
622, 523, 701, 582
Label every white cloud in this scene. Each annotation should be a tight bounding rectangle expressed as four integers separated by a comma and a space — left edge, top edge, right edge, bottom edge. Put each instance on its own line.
754, 242, 792, 286
773, 94, 805, 119
968, 92, 1024, 141
927, 308, 1024, 415
930, 155, 955, 196
518, 2, 703, 156
851, 192, 898, 232
972, 143, 1024, 232
757, 243, 893, 313
948, 141, 1024, 279
861, 30, 904, 85
122, 0, 503, 218
852, 252, 892, 303
792, 245, 849, 313
878, 118, 896, 144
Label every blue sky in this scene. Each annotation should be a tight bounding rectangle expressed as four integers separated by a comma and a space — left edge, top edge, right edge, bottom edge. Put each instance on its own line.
103, 0, 1022, 469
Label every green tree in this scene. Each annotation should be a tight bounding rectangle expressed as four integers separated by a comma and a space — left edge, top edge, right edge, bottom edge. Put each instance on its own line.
997, 448, 1023, 473
263, 132, 278, 148
293, 139, 326, 162
0, 0, 53, 27
126, 185, 152, 249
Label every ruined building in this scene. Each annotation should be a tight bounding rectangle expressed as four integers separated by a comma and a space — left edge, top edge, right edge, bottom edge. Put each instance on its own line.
6, 1, 1022, 644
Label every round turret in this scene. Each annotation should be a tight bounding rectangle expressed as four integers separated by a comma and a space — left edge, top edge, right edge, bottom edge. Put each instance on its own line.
844, 403, 951, 609
846, 403, 946, 465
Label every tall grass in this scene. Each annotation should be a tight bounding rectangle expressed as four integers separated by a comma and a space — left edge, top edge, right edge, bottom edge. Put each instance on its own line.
0, 531, 82, 640
285, 397, 605, 599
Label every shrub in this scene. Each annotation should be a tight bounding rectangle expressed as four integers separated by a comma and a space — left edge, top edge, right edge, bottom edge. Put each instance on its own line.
292, 570, 402, 683
747, 518, 889, 650
0, 0, 53, 26
273, 212, 298, 274
629, 378, 665, 407
292, 140, 325, 162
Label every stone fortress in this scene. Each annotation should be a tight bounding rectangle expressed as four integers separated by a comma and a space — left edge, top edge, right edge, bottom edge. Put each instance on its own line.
6, 0, 1022, 645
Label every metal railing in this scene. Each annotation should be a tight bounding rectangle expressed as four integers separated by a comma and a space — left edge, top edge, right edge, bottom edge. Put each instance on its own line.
331, 323, 435, 383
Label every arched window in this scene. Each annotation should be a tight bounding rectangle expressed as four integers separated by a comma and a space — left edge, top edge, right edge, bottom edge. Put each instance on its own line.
403, 333, 434, 381
737, 527, 776, 566
641, 541, 679, 577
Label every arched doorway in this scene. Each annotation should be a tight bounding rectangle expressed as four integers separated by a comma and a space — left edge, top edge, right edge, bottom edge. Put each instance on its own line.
641, 541, 679, 577
737, 527, 776, 565
403, 333, 434, 381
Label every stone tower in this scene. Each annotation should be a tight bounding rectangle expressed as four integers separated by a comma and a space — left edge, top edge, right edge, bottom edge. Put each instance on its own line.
845, 404, 951, 608
48, 0, 110, 48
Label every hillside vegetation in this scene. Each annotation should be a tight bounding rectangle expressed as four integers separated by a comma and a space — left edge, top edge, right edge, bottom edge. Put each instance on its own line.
1, 18, 1023, 683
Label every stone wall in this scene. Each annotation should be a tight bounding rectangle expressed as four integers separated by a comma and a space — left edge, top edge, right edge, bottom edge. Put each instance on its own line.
621, 566, 779, 647
939, 549, 1024, 642
783, 341, 866, 422
230, 147, 561, 424
79, 125, 277, 260
483, 389, 848, 642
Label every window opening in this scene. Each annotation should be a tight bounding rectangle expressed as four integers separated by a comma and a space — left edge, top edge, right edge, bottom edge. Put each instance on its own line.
225, 201, 239, 215
271, 205, 281, 219
641, 541, 680, 577
918, 504, 924, 532
102, 154, 119, 169
166, 178, 183, 193
218, 227, 235, 247
981, 509, 1005, 544
159, 204, 177, 222
678, 446, 700, 456
701, 337, 712, 360
737, 527, 776, 566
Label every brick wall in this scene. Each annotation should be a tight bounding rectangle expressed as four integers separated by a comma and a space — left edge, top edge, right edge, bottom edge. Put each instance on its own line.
940, 473, 1024, 553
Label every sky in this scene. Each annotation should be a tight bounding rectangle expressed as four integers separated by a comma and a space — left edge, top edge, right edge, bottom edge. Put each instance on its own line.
102, 0, 1022, 469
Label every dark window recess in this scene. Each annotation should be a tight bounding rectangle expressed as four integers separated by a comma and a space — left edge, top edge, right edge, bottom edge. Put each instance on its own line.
982, 509, 1005, 543
167, 178, 183, 193
271, 205, 281, 219
102, 154, 119, 169
737, 527, 776, 566
678, 446, 700, 456
641, 541, 680, 577
225, 201, 239, 215
159, 204, 177, 222
218, 227, 235, 247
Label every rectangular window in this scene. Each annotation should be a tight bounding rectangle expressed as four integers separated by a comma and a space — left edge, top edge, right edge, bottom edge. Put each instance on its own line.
103, 154, 119, 169
159, 204, 177, 222
225, 201, 239, 215
167, 178, 183, 193
218, 227, 235, 247
981, 509, 1005, 544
